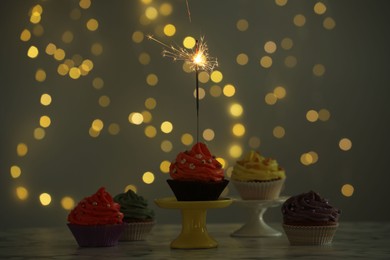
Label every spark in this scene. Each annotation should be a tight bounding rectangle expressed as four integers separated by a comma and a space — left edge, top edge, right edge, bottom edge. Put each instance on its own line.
147, 35, 218, 72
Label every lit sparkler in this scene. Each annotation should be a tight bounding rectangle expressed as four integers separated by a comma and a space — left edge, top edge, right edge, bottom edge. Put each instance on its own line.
147, 35, 218, 142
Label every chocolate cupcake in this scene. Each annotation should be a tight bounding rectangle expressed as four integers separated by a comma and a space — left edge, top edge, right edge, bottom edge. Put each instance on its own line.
281, 190, 341, 245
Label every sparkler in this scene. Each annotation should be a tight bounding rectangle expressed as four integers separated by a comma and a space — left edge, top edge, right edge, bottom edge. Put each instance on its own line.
147, 35, 218, 142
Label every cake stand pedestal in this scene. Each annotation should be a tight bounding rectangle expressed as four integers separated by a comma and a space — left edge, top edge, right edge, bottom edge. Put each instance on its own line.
154, 197, 232, 249
231, 196, 288, 237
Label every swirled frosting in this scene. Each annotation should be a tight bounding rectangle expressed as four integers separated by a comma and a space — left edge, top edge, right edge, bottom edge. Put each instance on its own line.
169, 142, 224, 182
282, 190, 341, 225
114, 190, 155, 222
231, 150, 285, 181
67, 187, 124, 225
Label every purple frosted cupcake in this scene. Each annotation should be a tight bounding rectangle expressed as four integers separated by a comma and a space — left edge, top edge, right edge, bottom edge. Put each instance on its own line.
281, 190, 341, 245
67, 187, 125, 247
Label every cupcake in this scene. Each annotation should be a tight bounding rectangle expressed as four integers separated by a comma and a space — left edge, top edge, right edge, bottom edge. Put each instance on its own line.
114, 189, 155, 241
231, 150, 286, 200
168, 142, 229, 201
67, 187, 125, 247
281, 190, 341, 245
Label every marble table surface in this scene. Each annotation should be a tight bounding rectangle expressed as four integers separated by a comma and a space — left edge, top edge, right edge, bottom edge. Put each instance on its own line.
0, 222, 389, 259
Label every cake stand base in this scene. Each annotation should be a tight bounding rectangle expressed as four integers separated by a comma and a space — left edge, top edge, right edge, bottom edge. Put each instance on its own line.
155, 197, 232, 249
231, 196, 288, 237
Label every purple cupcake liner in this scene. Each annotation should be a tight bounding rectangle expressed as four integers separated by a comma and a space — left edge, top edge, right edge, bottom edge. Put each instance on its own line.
67, 223, 125, 247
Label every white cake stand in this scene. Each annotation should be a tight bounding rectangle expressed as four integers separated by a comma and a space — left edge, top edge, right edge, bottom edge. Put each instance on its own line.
231, 196, 288, 237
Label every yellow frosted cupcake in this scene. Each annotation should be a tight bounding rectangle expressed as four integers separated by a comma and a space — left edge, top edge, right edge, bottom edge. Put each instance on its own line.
231, 150, 286, 200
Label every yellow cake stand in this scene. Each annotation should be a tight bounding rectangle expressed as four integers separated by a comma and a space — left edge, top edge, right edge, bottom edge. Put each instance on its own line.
154, 197, 233, 249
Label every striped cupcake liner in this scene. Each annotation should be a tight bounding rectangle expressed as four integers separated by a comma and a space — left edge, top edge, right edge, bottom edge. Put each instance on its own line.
231, 178, 285, 200
283, 224, 339, 245
120, 221, 156, 241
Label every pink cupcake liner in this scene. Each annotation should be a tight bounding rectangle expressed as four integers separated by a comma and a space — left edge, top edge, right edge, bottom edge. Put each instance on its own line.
67, 223, 125, 247
282, 224, 339, 245
120, 221, 156, 241
231, 178, 285, 200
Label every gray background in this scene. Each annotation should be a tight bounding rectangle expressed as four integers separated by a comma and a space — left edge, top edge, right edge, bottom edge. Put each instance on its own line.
1, 0, 389, 229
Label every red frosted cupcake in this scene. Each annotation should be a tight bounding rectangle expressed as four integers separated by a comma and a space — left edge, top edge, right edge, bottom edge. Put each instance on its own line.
67, 187, 125, 247
281, 190, 341, 245
168, 142, 229, 201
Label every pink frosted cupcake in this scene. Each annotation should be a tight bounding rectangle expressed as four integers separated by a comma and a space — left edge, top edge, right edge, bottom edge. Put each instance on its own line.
281, 190, 341, 245
168, 142, 229, 201
231, 150, 286, 200
67, 187, 125, 247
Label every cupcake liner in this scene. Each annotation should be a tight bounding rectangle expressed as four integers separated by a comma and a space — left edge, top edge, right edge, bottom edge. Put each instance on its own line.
167, 179, 229, 201
231, 178, 285, 200
67, 223, 125, 247
120, 221, 156, 241
282, 224, 339, 245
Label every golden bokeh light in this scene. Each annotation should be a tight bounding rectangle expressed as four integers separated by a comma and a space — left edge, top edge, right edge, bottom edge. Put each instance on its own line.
274, 86, 286, 99
293, 14, 306, 27
323, 17, 336, 30
281, 37, 293, 50
145, 125, 157, 138
308, 151, 319, 164
284, 55, 297, 68
229, 145, 243, 158
35, 69, 46, 82
181, 133, 194, 146
20, 29, 31, 42
92, 77, 104, 89
98, 95, 110, 107
339, 138, 352, 151
145, 97, 157, 110
210, 70, 223, 83
314, 2, 327, 15
161, 140, 173, 152
341, 184, 354, 197
236, 19, 249, 31
313, 64, 326, 77
236, 53, 249, 65
108, 123, 120, 135
249, 136, 261, 149
142, 171, 156, 184
265, 93, 277, 105
146, 73, 158, 86
57, 64, 69, 76
163, 24, 176, 36
273, 126, 285, 138
91, 43, 103, 56
141, 110, 152, 123
16, 186, 28, 200
139, 52, 151, 65
62, 31, 74, 43
210, 85, 222, 97
39, 193, 52, 206
318, 109, 331, 121
232, 123, 246, 137
34, 127, 46, 140
125, 184, 137, 193
27, 46, 39, 58
203, 129, 215, 141
129, 112, 144, 125
275, 0, 288, 7
86, 18, 99, 31
226, 166, 233, 179
79, 0, 91, 9
91, 119, 104, 131
230, 103, 243, 117
10, 165, 22, 179
61, 196, 75, 210
89, 127, 100, 138
160, 3, 173, 16
40, 93, 52, 106
69, 67, 81, 79
216, 157, 227, 169
306, 110, 319, 122
223, 84, 236, 97
264, 41, 277, 54
260, 56, 272, 68
160, 160, 171, 173
198, 71, 210, 83
132, 30, 144, 43
161, 121, 173, 134
193, 87, 205, 100
54, 48, 65, 61
17, 143, 28, 157
145, 6, 158, 20
183, 36, 196, 49
300, 153, 313, 166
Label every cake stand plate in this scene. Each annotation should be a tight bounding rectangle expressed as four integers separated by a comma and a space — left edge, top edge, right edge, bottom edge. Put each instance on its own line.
231, 196, 288, 237
155, 197, 233, 249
